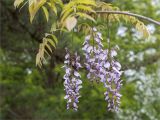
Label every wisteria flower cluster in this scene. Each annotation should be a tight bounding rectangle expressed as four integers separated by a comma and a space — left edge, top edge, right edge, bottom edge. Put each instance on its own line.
82, 27, 123, 111
63, 48, 82, 111
103, 48, 123, 111
82, 27, 104, 83
63, 28, 123, 111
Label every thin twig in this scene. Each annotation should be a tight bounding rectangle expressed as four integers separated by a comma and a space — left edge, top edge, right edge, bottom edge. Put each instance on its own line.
96, 11, 160, 26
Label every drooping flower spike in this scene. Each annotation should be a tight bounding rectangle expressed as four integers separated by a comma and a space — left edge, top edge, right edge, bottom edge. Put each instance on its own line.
63, 48, 82, 111
102, 48, 123, 111
82, 27, 123, 111
82, 27, 104, 83
63, 27, 123, 112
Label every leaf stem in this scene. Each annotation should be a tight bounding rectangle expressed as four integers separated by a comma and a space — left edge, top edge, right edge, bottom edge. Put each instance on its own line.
72, 29, 74, 50
107, 14, 112, 70
107, 14, 110, 51
96, 11, 160, 26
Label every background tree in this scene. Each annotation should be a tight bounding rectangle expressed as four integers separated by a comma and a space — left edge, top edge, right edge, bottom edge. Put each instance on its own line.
0, 0, 160, 119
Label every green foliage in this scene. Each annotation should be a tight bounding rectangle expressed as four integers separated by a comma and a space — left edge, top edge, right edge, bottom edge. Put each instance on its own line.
60, 0, 96, 29
14, 0, 63, 23
36, 33, 58, 67
1, 0, 160, 119
42, 6, 49, 22
13, 0, 150, 66
29, 0, 47, 22
96, 2, 150, 38
14, 0, 24, 8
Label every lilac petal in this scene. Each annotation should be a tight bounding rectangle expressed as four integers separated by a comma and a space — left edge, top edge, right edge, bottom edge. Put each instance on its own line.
87, 46, 93, 53
74, 71, 81, 77
115, 61, 121, 70
67, 104, 69, 109
111, 50, 117, 57
76, 56, 80, 61
104, 62, 110, 68
90, 69, 96, 73
87, 73, 91, 79
104, 91, 108, 96
63, 74, 69, 79
73, 102, 78, 107
68, 98, 72, 103
116, 93, 122, 97
97, 32, 103, 40
112, 67, 121, 74
71, 77, 76, 82
66, 68, 71, 74
76, 63, 82, 68
95, 38, 100, 43
93, 27, 97, 31
65, 53, 70, 59
77, 79, 82, 85
95, 63, 100, 69
105, 96, 109, 100
82, 44, 89, 51
64, 60, 70, 64
64, 95, 69, 99
78, 85, 82, 89
100, 74, 105, 80
89, 58, 95, 62
85, 64, 91, 70
85, 35, 91, 41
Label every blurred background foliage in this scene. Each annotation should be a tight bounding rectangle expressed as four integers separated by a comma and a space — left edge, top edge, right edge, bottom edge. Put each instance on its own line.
0, 0, 160, 120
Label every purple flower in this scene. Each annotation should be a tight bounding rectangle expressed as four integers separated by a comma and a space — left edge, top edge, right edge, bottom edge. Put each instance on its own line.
102, 48, 123, 111
63, 49, 82, 111
68, 26, 124, 112
82, 27, 123, 111
82, 28, 104, 83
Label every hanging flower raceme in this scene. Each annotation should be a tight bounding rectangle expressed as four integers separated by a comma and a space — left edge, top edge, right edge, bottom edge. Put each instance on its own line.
82, 27, 123, 111
82, 27, 104, 83
102, 48, 123, 111
63, 48, 82, 111
63, 27, 123, 112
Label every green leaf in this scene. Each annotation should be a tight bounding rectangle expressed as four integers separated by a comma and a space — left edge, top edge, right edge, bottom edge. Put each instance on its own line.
29, 0, 47, 23
42, 6, 49, 22
76, 12, 96, 22
55, 0, 63, 7
50, 34, 58, 44
50, 23, 57, 32
61, 8, 73, 22
47, 38, 56, 48
47, 2, 57, 15
35, 34, 58, 68
75, 0, 96, 6
76, 5, 95, 13
14, 0, 24, 8
45, 44, 52, 52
